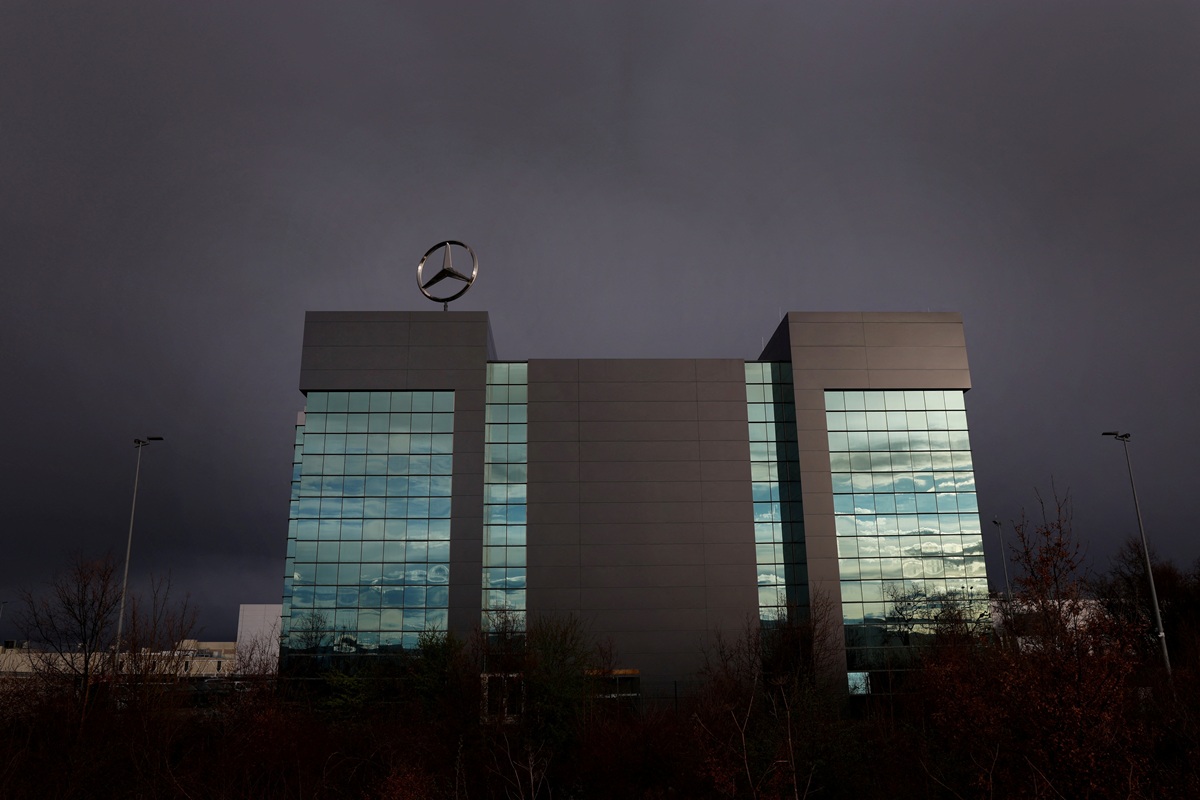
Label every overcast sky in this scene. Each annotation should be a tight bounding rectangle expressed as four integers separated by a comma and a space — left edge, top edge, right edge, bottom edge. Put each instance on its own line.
3, 1, 1198, 641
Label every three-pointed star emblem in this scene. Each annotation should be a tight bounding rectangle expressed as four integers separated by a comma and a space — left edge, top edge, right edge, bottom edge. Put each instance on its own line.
416, 241, 478, 305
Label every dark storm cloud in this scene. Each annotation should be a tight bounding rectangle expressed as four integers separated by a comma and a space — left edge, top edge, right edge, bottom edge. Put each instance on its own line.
3, 1, 1198, 639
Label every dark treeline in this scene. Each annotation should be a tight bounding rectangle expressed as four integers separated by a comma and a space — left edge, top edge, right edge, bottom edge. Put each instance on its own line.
5, 504, 1200, 798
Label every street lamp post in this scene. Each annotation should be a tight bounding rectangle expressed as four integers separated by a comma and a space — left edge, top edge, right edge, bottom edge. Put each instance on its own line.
992, 517, 1012, 598
1102, 431, 1171, 676
115, 436, 163, 671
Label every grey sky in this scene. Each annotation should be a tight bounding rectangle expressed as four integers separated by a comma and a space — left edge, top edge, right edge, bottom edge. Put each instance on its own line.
3, 1, 1198, 639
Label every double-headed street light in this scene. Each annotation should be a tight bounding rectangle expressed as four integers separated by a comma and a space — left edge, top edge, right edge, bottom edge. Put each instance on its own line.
115, 436, 164, 670
1102, 431, 1171, 676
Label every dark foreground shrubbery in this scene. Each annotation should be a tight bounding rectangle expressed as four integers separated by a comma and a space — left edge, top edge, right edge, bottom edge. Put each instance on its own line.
3, 643, 1200, 798
9, 505, 1200, 798
4, 618, 1199, 799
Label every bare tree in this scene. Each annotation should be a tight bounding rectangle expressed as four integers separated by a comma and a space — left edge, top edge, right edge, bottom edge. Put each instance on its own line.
280, 610, 331, 676
15, 554, 121, 712
997, 491, 1090, 651
693, 593, 842, 799
15, 555, 203, 721
234, 617, 281, 677
292, 610, 331, 653
478, 611, 612, 800
121, 573, 197, 692
919, 492, 1151, 797
884, 584, 925, 648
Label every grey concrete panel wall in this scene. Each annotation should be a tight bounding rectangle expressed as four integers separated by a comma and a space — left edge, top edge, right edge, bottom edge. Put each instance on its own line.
580, 382, 700, 402
299, 311, 492, 640
529, 482, 582, 504
868, 369, 973, 389
526, 358, 758, 682
581, 461, 703, 482
701, 521, 752, 544
579, 543, 707, 566
588, 609, 710, 632
862, 322, 966, 347
576, 522, 697, 545
792, 346, 869, 371
578, 401, 700, 421
791, 370, 872, 390
580, 481, 702, 503
528, 460, 579, 482
583, 440, 703, 462
767, 311, 973, 679
300, 311, 493, 392
585, 502, 705, 525
696, 382, 747, 402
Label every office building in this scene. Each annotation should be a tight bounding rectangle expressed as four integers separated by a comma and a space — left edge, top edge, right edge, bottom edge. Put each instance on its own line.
280, 311, 987, 690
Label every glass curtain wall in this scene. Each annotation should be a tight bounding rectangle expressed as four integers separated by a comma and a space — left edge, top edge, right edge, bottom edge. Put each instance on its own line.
745, 363, 807, 622
483, 364, 528, 630
281, 390, 455, 658
824, 389, 986, 691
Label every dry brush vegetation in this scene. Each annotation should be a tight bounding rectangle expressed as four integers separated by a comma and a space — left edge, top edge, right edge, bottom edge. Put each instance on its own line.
5, 506, 1200, 798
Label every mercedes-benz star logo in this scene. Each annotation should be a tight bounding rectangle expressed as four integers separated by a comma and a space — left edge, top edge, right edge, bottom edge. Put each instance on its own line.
417, 240, 478, 307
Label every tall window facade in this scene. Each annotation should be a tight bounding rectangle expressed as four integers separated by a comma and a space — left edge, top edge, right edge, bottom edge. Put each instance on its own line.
824, 389, 986, 690
281, 390, 455, 657
483, 364, 528, 629
745, 363, 807, 622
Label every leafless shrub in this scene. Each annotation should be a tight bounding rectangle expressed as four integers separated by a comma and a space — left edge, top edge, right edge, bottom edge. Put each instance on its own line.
234, 617, 281, 677
693, 592, 843, 799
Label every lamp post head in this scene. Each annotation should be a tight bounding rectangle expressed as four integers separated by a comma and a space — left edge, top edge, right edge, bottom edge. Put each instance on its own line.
1101, 431, 1130, 442
133, 436, 165, 447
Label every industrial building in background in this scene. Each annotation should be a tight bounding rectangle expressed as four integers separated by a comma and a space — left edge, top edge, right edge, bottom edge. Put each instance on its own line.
279, 310, 987, 692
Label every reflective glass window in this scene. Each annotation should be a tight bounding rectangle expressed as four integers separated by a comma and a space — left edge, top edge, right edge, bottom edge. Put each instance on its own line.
281, 391, 455, 657
483, 363, 528, 631
825, 389, 988, 687
745, 363, 807, 622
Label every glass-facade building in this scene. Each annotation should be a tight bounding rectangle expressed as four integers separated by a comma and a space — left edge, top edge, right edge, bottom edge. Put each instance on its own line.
283, 391, 455, 653
825, 389, 986, 691
281, 310, 988, 690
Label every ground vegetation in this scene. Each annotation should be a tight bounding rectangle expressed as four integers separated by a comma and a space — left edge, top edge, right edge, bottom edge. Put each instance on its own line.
5, 513, 1200, 798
